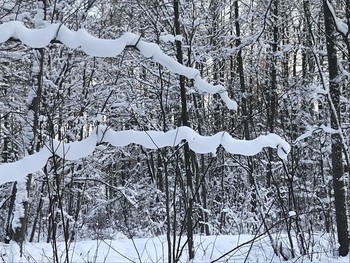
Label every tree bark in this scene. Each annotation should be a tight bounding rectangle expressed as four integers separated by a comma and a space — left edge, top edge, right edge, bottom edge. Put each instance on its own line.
324, 0, 349, 256
233, 0, 256, 211
174, 0, 195, 260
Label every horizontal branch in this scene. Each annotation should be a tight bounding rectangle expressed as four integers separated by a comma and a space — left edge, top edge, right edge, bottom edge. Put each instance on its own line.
0, 21, 237, 110
6, 36, 139, 50
0, 125, 290, 185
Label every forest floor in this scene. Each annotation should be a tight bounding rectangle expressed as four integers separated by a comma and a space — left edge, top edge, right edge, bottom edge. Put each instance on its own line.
0, 233, 349, 262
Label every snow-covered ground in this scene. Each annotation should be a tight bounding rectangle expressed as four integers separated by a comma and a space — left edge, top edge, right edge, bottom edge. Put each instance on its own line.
0, 234, 348, 263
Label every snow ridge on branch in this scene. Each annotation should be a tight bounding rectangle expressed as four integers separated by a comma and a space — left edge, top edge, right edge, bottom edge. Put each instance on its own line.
0, 125, 290, 185
0, 21, 237, 110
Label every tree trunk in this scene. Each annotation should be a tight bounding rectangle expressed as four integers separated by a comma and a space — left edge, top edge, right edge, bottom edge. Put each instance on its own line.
174, 0, 194, 260
324, 0, 349, 256
234, 0, 256, 211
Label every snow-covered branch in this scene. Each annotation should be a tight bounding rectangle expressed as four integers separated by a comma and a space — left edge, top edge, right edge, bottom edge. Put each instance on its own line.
294, 124, 340, 144
326, 0, 349, 37
0, 125, 290, 185
0, 21, 237, 110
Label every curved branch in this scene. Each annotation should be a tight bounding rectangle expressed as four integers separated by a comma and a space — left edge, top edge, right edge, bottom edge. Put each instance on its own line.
0, 21, 237, 110
0, 125, 290, 185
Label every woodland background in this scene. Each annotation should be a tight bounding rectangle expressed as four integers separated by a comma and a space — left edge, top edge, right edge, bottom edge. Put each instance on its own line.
0, 0, 350, 262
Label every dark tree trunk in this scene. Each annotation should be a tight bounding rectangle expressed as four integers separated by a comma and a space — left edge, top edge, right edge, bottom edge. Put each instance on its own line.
324, 0, 349, 257
174, 0, 194, 260
234, 0, 256, 211
5, 182, 17, 244
268, 0, 278, 134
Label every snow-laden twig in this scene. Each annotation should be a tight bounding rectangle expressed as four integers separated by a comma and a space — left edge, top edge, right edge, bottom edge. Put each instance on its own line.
0, 125, 290, 185
325, 0, 349, 37
294, 124, 339, 144
0, 21, 237, 110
